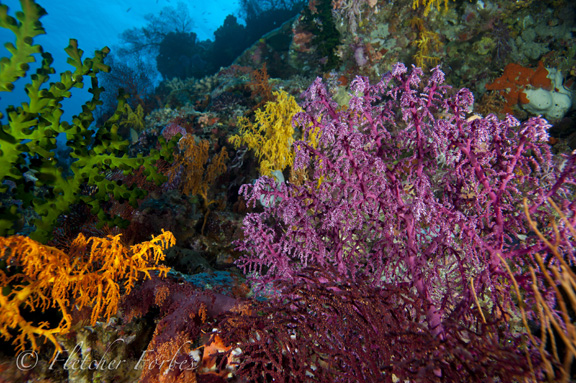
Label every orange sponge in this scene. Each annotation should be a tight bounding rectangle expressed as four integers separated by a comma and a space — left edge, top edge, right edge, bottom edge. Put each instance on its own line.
486, 61, 552, 114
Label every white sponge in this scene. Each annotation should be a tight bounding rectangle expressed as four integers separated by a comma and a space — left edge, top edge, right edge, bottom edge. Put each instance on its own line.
523, 68, 573, 120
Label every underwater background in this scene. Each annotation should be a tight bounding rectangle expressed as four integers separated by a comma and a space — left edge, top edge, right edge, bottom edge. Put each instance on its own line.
0, 0, 240, 120
0, 0, 575, 382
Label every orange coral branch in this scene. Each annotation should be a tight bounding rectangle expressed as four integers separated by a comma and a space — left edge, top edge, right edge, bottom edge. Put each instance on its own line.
248, 63, 274, 110
169, 137, 228, 210
0, 230, 174, 358
168, 137, 228, 234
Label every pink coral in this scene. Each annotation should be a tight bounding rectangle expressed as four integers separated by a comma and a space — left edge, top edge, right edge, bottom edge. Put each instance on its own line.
161, 122, 186, 141
235, 63, 573, 338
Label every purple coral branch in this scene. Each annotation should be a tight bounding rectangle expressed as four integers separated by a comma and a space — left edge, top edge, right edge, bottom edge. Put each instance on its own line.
235, 63, 575, 337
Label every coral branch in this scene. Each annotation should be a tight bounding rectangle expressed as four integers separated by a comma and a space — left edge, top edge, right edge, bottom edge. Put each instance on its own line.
235, 63, 573, 338
0, 230, 174, 357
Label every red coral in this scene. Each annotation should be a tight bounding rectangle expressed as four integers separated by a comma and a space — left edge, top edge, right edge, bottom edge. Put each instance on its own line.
120, 276, 239, 383
216, 266, 535, 382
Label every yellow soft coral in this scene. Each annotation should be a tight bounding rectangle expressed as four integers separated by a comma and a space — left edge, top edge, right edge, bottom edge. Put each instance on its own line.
230, 90, 302, 176
412, 29, 442, 69
0, 230, 174, 357
412, 0, 451, 16
409, 17, 442, 70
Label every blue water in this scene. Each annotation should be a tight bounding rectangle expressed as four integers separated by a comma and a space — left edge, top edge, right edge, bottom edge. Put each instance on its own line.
0, 0, 240, 121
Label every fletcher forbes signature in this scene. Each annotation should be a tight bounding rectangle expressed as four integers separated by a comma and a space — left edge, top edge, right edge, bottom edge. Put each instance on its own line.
16, 339, 201, 372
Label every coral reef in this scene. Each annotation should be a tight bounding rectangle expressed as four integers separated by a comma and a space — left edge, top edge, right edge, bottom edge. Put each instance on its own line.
1, 0, 576, 381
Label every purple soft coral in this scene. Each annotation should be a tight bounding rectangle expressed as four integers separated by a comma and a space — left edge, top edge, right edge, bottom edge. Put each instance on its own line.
236, 63, 574, 335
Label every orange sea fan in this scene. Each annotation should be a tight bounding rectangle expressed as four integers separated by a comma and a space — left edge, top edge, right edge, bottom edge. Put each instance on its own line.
0, 230, 174, 358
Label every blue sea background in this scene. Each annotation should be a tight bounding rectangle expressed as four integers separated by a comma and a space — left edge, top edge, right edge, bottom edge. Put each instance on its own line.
0, 0, 240, 121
